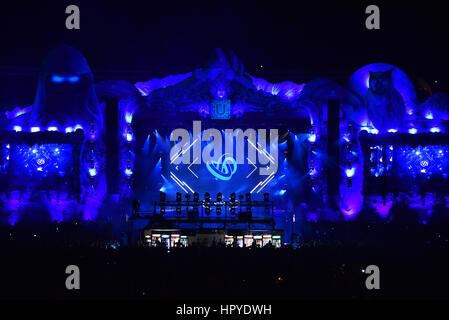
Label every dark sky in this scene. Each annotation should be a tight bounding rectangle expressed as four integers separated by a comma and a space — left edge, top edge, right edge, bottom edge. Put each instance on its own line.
0, 0, 448, 105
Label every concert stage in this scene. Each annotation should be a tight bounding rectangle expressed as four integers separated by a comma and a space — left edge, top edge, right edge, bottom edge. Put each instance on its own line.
1, 46, 449, 246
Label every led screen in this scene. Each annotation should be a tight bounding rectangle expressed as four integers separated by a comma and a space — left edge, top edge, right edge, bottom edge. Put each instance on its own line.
5, 143, 75, 190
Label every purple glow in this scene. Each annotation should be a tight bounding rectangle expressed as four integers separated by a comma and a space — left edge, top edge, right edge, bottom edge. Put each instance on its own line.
372, 197, 393, 218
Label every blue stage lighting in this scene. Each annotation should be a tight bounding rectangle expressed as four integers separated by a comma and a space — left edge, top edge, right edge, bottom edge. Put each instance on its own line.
9, 144, 73, 177
397, 146, 449, 178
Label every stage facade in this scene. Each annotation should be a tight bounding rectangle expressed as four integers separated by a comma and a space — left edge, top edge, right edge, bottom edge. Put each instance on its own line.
1, 45, 449, 245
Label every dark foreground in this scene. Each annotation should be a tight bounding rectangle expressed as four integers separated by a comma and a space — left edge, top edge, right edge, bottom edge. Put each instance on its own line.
1, 221, 449, 300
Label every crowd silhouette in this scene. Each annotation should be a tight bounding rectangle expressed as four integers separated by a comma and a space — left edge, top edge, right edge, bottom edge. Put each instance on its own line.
1, 217, 449, 300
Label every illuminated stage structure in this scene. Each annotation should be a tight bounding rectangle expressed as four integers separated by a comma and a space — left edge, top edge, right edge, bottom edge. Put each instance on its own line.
1, 46, 449, 245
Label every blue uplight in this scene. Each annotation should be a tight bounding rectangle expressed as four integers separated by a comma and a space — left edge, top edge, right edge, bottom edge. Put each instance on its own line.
309, 168, 318, 177
13, 126, 22, 132
409, 128, 417, 134
30, 127, 40, 133
345, 167, 355, 178
308, 133, 316, 143
425, 112, 434, 120
430, 127, 441, 133
125, 112, 133, 124
88, 167, 97, 177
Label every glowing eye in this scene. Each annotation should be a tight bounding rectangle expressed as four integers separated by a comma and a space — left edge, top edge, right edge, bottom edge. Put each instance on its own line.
67, 76, 79, 83
51, 75, 64, 83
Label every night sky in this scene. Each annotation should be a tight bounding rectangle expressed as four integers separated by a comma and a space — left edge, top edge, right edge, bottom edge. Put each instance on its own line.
0, 0, 448, 105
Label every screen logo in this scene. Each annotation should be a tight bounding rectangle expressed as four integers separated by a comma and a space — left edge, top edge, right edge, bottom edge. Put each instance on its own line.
206, 154, 237, 180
